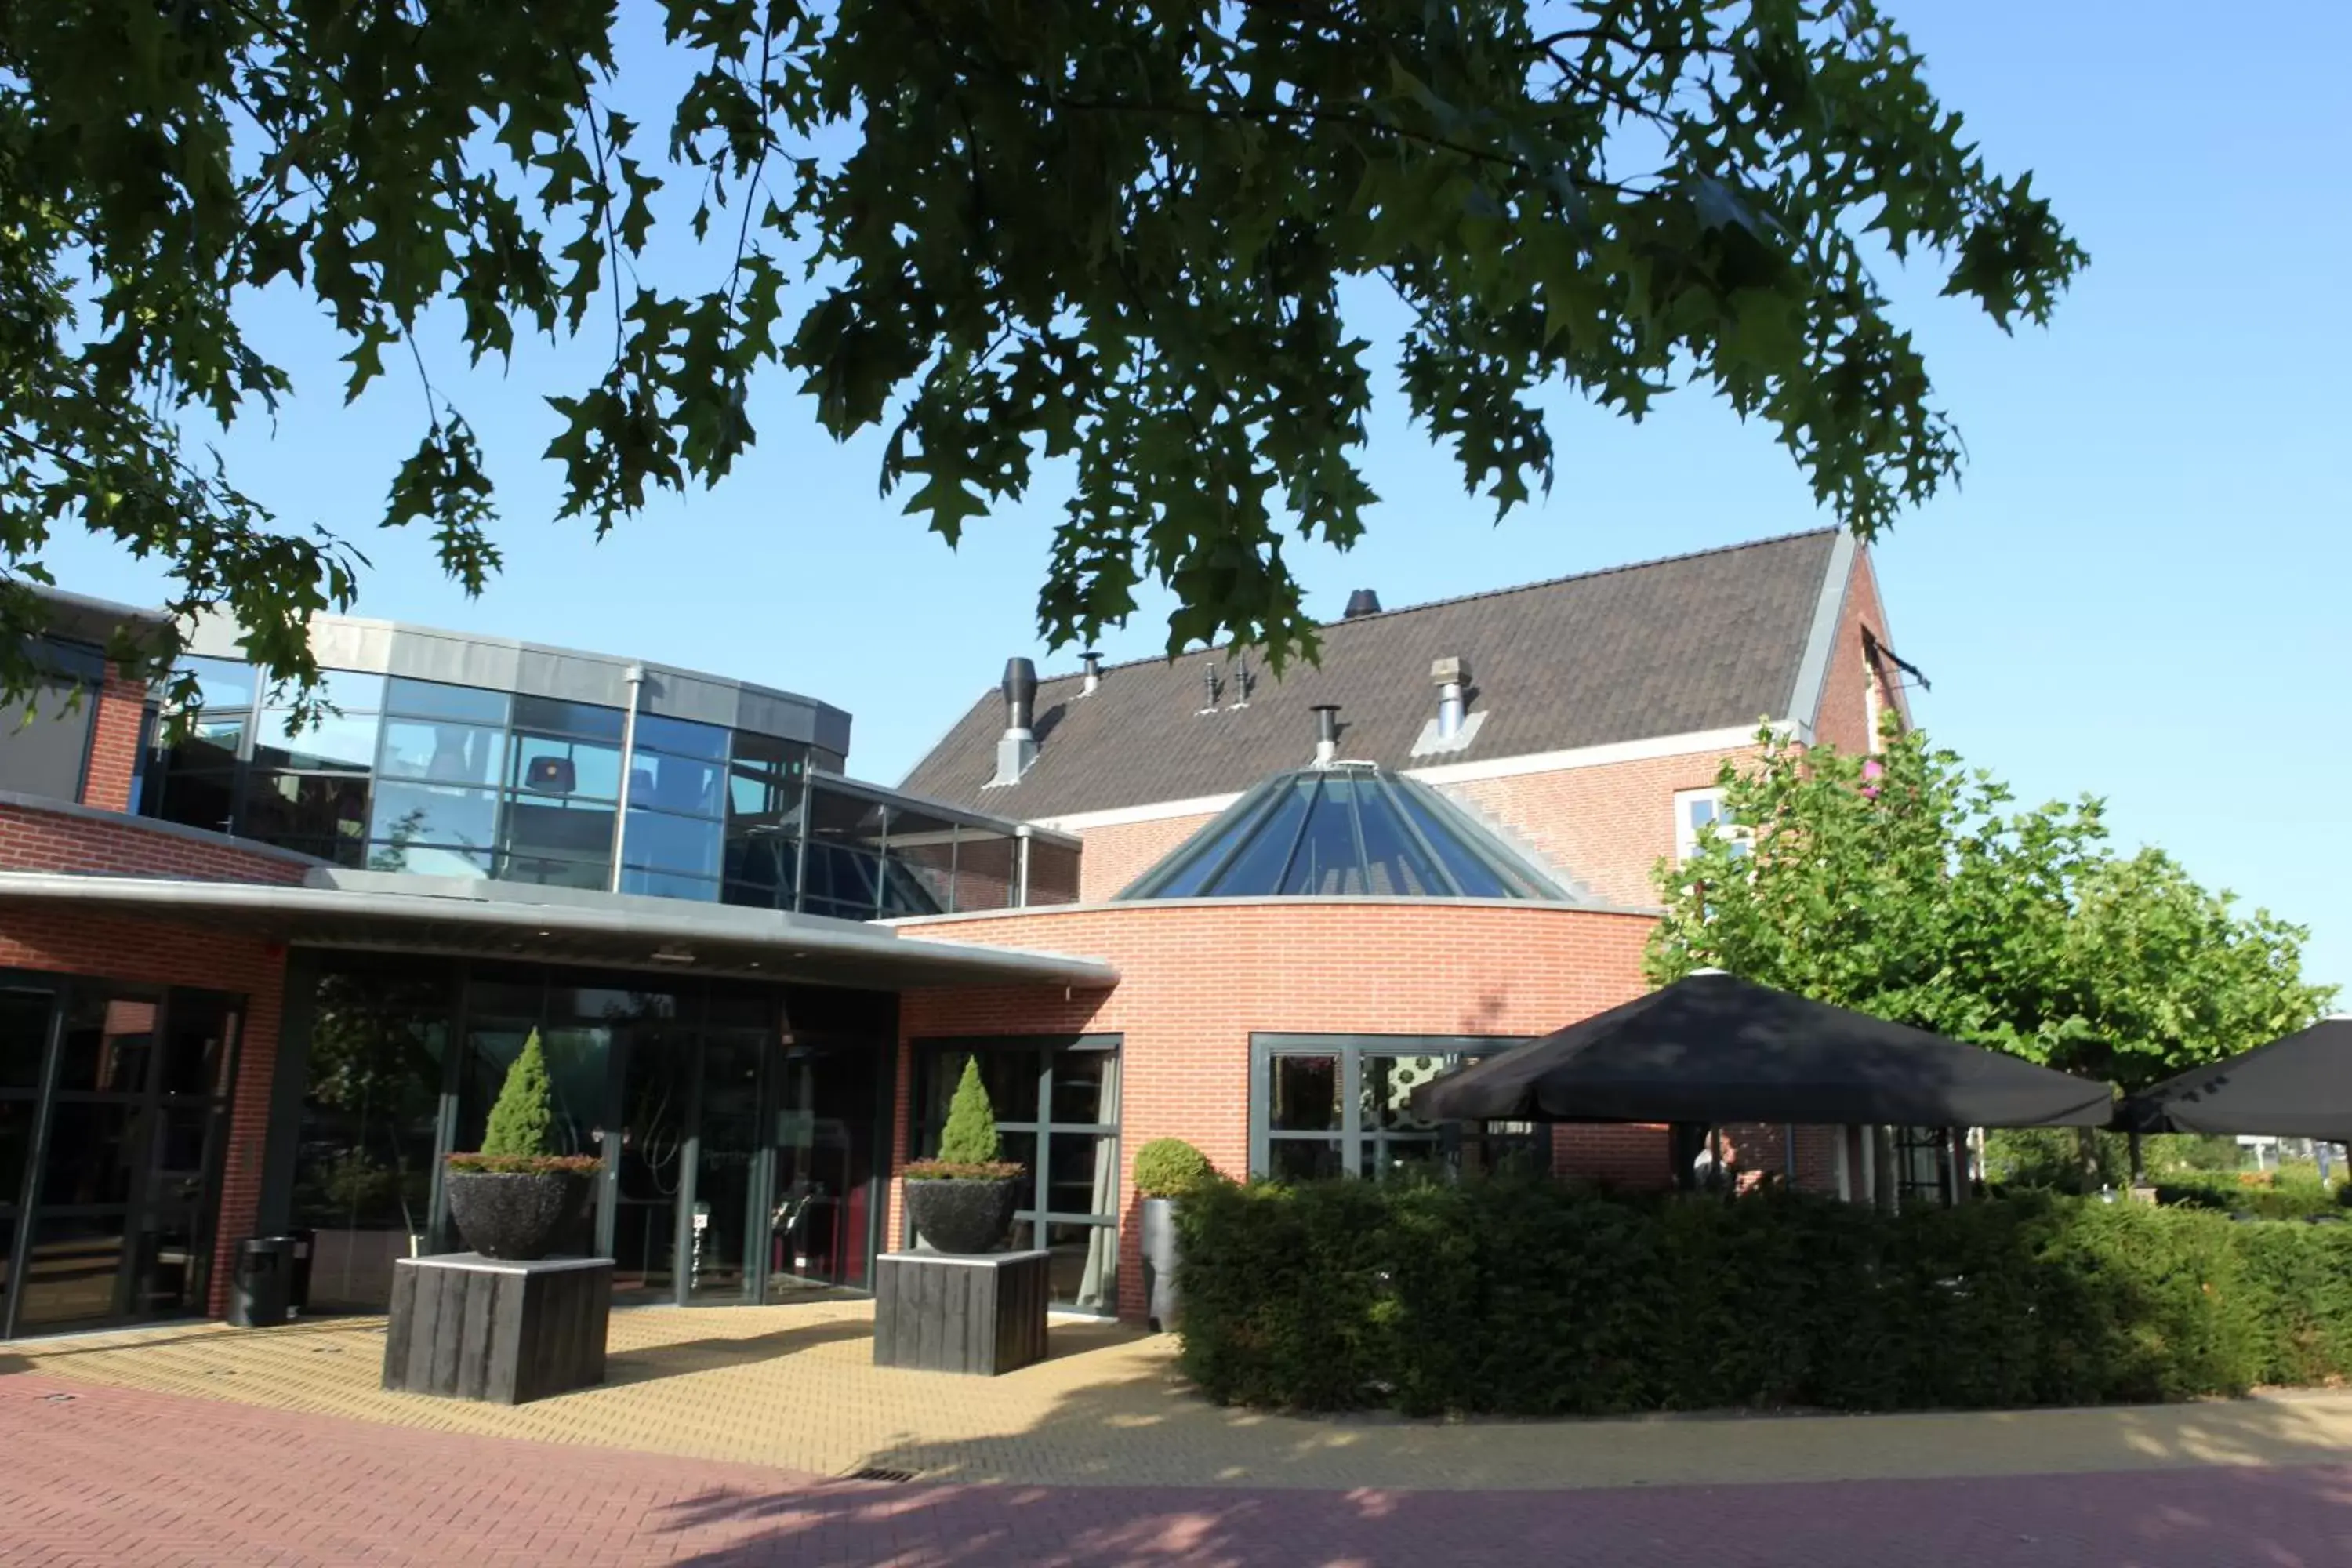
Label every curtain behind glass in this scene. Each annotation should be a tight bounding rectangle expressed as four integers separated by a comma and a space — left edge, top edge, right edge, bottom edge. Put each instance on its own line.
1076, 1052, 1121, 1311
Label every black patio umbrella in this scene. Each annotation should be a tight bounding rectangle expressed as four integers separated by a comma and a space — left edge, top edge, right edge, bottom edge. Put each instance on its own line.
1408, 971, 2113, 1128
2112, 1018, 2352, 1142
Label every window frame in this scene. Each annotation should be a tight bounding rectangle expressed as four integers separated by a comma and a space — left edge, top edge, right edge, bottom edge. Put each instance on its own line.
1248, 1033, 1539, 1182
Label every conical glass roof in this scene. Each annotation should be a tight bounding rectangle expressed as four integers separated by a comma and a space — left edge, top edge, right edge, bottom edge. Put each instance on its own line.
1115, 763, 1573, 901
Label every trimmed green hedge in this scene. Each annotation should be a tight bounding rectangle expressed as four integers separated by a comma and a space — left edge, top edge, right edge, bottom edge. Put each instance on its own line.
1174, 1178, 2352, 1416
2154, 1174, 2351, 1221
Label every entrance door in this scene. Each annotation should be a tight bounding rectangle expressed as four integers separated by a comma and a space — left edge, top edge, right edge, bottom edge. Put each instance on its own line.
768, 1040, 877, 1291
684, 1029, 767, 1303
1, 982, 241, 1339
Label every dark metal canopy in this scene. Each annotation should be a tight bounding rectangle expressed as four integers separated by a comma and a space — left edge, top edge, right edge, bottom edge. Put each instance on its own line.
2113, 1018, 2352, 1141
1410, 971, 2114, 1128
1116, 762, 1572, 901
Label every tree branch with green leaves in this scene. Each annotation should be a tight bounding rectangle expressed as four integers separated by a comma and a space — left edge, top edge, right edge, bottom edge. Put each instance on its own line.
2, 0, 2084, 706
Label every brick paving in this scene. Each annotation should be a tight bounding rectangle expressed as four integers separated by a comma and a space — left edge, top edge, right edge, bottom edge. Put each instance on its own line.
17, 1304, 2352, 1492
4, 1370, 2351, 1566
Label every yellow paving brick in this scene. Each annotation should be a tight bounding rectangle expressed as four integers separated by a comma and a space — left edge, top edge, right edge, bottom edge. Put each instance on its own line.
12, 1300, 2352, 1491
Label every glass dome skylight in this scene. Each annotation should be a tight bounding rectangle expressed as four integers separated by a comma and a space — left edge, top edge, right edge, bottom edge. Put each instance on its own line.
1114, 763, 1572, 901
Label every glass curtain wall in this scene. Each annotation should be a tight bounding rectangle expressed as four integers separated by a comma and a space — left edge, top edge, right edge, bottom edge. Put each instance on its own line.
910, 1036, 1121, 1312
285, 956, 895, 1312
1250, 1035, 1542, 1183
143, 662, 1071, 913
0, 978, 242, 1339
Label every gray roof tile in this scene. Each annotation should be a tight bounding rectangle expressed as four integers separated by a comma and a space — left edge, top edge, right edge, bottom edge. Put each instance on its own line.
898, 529, 1842, 819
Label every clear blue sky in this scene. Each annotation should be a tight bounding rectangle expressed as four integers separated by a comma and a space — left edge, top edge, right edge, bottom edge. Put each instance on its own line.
36, 2, 2350, 996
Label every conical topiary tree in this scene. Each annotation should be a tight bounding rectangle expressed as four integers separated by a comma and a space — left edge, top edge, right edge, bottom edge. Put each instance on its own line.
480, 1029, 556, 1159
935, 1057, 1001, 1167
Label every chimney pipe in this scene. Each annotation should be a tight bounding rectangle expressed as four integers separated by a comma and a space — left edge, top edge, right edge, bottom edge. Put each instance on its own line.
991, 657, 1039, 786
1312, 704, 1341, 768
1432, 655, 1467, 740
1080, 650, 1102, 697
1343, 589, 1382, 620
1199, 661, 1221, 714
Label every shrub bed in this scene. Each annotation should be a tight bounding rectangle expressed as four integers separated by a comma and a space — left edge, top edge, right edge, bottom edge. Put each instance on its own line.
2153, 1172, 2350, 1221
1174, 1178, 2352, 1416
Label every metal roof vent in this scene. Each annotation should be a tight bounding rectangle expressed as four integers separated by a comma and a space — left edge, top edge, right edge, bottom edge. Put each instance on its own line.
1312, 704, 1341, 768
989, 657, 1038, 787
1079, 651, 1103, 697
1412, 654, 1487, 758
1343, 589, 1382, 619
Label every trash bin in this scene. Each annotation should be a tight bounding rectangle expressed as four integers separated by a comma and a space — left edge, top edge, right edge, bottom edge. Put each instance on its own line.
285, 1229, 316, 1316
228, 1236, 292, 1328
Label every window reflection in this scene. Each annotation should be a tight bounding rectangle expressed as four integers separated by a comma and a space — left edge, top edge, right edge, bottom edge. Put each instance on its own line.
143, 660, 1058, 918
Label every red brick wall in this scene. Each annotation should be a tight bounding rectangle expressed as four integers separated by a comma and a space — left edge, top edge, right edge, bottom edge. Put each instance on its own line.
0, 802, 310, 884
895, 901, 1657, 1319
1063, 811, 1221, 902
1809, 546, 1904, 755
79, 673, 150, 814
1443, 746, 1765, 909
0, 905, 287, 1318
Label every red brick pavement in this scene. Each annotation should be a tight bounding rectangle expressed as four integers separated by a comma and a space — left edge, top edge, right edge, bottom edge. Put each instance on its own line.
3, 1371, 2350, 1567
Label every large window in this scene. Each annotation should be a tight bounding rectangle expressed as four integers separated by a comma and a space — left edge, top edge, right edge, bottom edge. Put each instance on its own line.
1250, 1035, 1541, 1182
911, 1036, 1121, 1312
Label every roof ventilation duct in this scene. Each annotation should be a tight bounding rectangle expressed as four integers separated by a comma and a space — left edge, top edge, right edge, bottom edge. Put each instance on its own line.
1312, 703, 1341, 768
989, 657, 1039, 787
1079, 651, 1103, 697
1412, 654, 1487, 757
1342, 589, 1382, 619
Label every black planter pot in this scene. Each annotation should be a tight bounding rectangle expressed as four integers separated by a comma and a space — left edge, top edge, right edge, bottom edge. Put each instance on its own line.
444, 1170, 593, 1261
904, 1178, 1019, 1255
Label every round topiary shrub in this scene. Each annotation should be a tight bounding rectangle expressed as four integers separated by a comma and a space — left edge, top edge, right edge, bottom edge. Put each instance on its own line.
1134, 1138, 1215, 1199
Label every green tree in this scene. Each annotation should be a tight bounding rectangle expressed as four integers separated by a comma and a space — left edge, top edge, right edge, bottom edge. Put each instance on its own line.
1, 1, 2083, 710
936, 1057, 1004, 1167
1647, 726, 2334, 1090
480, 1029, 557, 1159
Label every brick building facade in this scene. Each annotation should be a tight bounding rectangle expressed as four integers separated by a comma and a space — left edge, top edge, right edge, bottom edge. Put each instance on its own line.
2, 528, 1917, 1335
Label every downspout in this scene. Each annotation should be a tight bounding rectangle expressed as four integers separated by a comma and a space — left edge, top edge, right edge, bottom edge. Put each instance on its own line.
608, 663, 645, 894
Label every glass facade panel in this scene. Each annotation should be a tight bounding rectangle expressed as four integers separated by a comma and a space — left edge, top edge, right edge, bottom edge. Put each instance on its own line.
1254, 1037, 1536, 1185
1280, 779, 1367, 895
1025, 839, 1080, 906
385, 677, 511, 726
2, 987, 49, 1091
0, 1099, 29, 1203
176, 655, 259, 712
143, 659, 1054, 920
55, 994, 156, 1095
953, 829, 1016, 913
242, 770, 370, 864
622, 808, 723, 878
1267, 1054, 1340, 1132
16, 1213, 128, 1327
377, 719, 506, 786
510, 731, 622, 801
250, 710, 380, 775
912, 1038, 1118, 1311
633, 713, 729, 760
512, 695, 625, 741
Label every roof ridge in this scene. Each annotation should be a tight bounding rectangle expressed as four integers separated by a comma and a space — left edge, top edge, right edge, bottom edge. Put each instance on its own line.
1024, 526, 1843, 687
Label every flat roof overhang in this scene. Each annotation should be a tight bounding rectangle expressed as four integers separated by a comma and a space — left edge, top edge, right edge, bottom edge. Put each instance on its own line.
0, 870, 1119, 993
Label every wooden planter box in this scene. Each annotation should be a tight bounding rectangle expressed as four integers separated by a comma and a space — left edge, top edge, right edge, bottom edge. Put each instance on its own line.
382, 1254, 612, 1405
873, 1250, 1051, 1376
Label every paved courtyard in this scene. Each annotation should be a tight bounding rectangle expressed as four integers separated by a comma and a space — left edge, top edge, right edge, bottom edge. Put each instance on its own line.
4, 1301, 2351, 1563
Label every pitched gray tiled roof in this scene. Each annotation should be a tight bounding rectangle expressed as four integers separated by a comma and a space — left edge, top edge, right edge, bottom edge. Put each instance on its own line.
898, 529, 1842, 820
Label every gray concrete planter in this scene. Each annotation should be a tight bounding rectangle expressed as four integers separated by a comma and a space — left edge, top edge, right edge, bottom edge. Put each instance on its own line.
443, 1170, 592, 1261
905, 1177, 1019, 1255
1140, 1196, 1182, 1331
